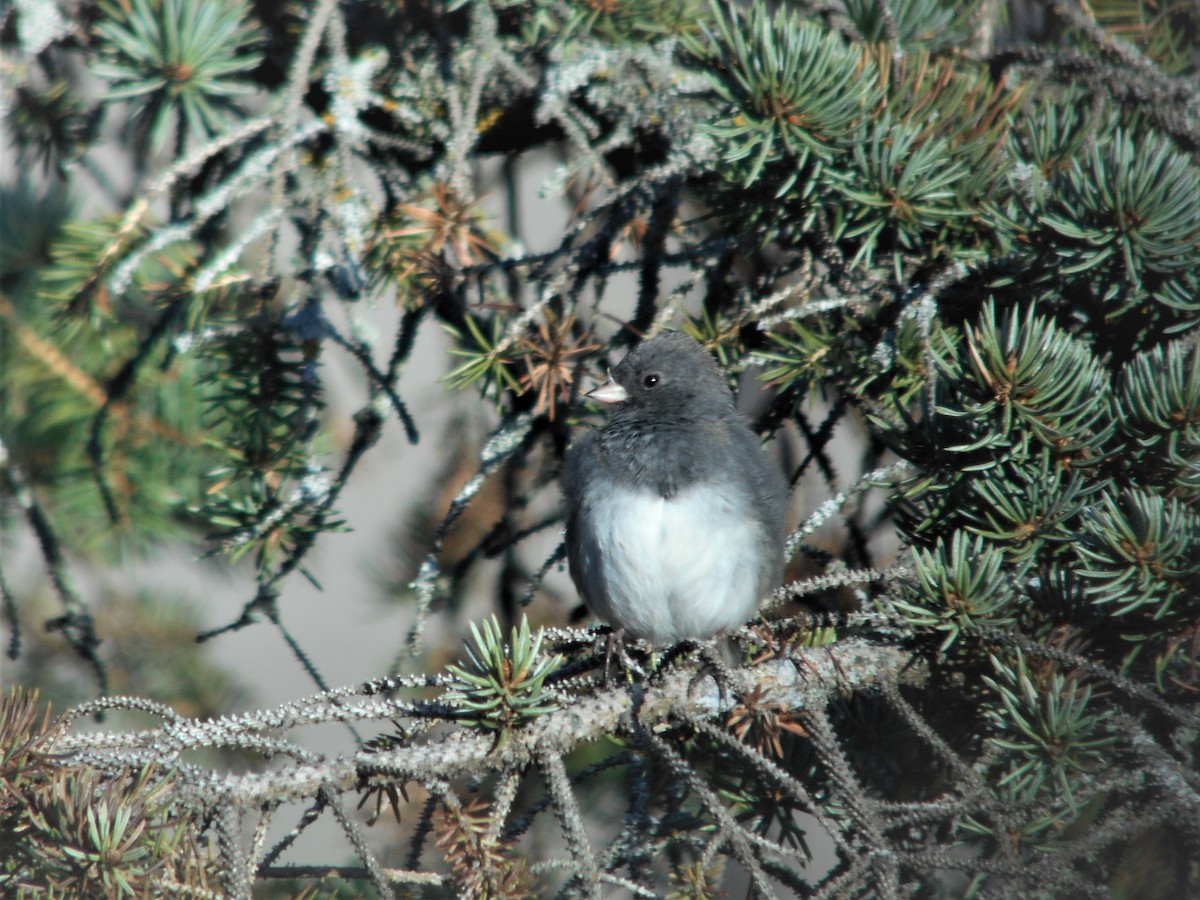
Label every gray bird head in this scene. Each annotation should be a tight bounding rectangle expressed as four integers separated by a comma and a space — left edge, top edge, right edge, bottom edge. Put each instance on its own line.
586, 332, 735, 421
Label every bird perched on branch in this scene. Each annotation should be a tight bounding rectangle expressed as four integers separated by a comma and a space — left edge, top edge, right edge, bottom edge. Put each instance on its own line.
563, 332, 789, 647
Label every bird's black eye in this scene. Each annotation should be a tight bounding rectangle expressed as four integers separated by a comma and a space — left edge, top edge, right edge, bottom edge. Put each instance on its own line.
642, 373, 660, 388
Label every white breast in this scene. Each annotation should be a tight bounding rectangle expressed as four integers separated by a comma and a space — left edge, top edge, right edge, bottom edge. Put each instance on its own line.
574, 479, 765, 645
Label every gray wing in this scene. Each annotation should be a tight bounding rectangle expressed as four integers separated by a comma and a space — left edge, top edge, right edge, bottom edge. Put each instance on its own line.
562, 429, 597, 517
562, 430, 603, 610
724, 420, 790, 595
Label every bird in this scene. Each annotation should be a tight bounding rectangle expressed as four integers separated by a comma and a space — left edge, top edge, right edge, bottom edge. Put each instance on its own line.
563, 332, 789, 648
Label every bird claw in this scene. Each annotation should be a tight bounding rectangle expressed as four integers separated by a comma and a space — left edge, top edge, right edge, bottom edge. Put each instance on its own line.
687, 640, 737, 708
598, 628, 646, 685
595, 631, 735, 705
603, 628, 624, 684
646, 638, 738, 707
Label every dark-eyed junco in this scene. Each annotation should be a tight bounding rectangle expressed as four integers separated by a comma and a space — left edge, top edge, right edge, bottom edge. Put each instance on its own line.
563, 332, 789, 646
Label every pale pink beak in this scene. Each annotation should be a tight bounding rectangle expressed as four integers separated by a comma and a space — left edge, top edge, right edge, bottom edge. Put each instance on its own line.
585, 378, 629, 404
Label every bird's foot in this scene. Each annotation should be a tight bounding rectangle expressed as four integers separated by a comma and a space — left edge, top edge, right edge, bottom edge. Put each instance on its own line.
687, 638, 739, 708
597, 628, 646, 685
650, 638, 739, 708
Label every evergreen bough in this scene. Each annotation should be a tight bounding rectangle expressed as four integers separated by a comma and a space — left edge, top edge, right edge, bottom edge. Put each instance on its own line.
2, 0, 1198, 896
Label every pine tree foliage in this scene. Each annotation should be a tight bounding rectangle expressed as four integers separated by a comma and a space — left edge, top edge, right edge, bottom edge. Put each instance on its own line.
2, 0, 1199, 897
